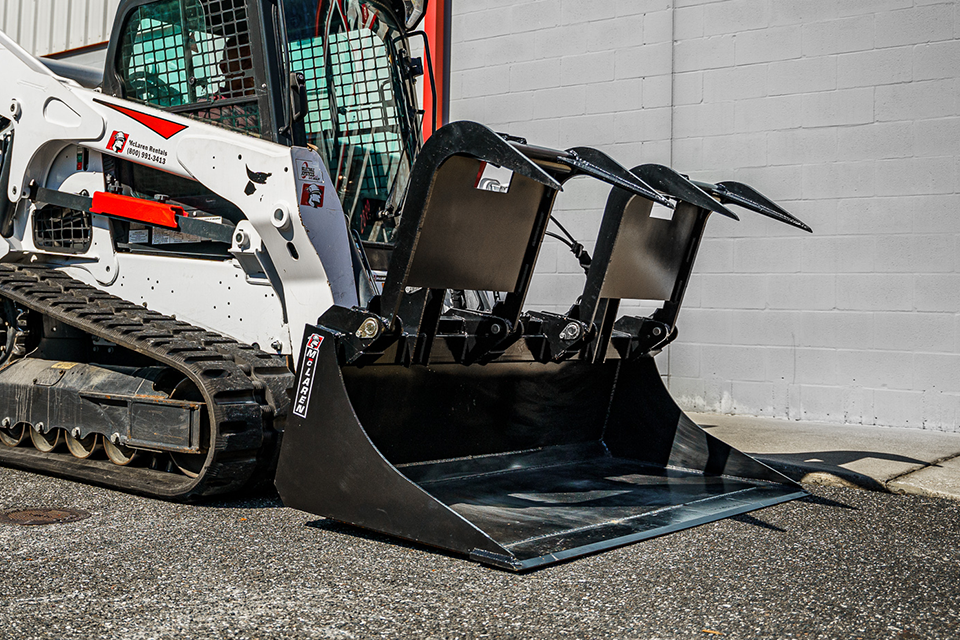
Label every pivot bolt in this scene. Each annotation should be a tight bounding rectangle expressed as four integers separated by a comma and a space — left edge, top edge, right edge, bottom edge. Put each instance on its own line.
652, 327, 663, 337
490, 323, 502, 335
270, 340, 283, 352
35, 422, 44, 432
271, 205, 292, 231
356, 317, 380, 339
72, 428, 81, 438
560, 322, 581, 341
234, 230, 250, 250
1, 418, 9, 427
111, 433, 121, 444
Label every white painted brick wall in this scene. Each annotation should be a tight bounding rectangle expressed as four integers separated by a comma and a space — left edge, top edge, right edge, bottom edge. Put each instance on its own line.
448, 0, 960, 433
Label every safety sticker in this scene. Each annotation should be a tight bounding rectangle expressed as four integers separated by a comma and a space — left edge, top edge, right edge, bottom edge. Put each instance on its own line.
474, 162, 513, 193
649, 202, 674, 221
300, 183, 324, 208
293, 333, 324, 418
299, 160, 322, 182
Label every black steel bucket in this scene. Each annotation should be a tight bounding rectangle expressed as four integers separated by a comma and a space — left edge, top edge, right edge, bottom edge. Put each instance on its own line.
275, 328, 804, 571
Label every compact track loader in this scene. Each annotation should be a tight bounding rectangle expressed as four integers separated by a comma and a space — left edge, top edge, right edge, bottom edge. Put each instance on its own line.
0, 0, 811, 569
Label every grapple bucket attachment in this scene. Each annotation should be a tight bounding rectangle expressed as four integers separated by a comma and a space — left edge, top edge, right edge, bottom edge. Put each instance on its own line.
275, 122, 808, 571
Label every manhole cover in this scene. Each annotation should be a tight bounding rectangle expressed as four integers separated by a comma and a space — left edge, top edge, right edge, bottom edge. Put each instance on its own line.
0, 508, 91, 526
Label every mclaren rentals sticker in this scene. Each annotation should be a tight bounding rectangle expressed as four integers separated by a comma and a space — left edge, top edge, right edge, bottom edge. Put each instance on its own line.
293, 333, 324, 418
106, 131, 168, 165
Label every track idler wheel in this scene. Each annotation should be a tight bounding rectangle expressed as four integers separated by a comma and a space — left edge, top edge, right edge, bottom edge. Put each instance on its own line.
65, 431, 100, 459
104, 438, 138, 466
0, 420, 27, 447
30, 424, 61, 453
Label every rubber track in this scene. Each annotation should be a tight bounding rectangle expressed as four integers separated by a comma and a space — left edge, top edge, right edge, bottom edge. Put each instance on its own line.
0, 263, 294, 500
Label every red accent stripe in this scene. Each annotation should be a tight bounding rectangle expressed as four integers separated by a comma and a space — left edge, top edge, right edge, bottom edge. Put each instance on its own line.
422, 0, 447, 141
96, 100, 188, 139
90, 192, 182, 229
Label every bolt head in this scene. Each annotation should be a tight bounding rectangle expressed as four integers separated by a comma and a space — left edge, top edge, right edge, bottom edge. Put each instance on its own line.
1, 418, 9, 427
560, 322, 582, 341
356, 317, 380, 339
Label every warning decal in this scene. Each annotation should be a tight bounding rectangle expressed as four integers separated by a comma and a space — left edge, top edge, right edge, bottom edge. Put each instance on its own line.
293, 333, 324, 418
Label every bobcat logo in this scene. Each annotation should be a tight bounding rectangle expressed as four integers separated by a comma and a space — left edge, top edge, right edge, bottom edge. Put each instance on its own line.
300, 183, 324, 208
107, 131, 128, 154
244, 165, 271, 195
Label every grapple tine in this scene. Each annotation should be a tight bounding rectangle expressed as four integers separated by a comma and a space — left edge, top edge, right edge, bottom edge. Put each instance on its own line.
713, 180, 813, 232
561, 147, 674, 207
634, 164, 739, 220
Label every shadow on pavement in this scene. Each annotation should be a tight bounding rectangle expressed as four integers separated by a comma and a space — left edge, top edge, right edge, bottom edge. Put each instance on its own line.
797, 493, 858, 510
729, 512, 786, 532
758, 450, 928, 468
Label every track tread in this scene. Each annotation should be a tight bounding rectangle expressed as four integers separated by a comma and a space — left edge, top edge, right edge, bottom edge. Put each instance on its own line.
0, 264, 294, 500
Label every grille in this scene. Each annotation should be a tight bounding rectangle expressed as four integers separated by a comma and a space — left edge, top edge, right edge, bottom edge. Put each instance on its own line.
33, 206, 93, 253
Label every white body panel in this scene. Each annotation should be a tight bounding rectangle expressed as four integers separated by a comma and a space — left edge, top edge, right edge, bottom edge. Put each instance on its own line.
0, 29, 358, 357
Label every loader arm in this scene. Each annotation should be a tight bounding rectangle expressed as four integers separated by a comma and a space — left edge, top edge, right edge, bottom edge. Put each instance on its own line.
0, 29, 358, 357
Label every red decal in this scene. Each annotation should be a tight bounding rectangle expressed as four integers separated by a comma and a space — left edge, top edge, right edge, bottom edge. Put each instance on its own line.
96, 99, 188, 139
474, 161, 487, 188
107, 131, 129, 153
90, 192, 182, 229
300, 183, 324, 208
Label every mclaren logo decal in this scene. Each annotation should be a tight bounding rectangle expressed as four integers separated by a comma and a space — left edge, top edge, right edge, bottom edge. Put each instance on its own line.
293, 333, 324, 418
107, 131, 128, 153
94, 99, 188, 139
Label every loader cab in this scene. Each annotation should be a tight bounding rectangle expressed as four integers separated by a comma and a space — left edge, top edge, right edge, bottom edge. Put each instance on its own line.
281, 0, 422, 243
103, 0, 283, 141
103, 0, 424, 246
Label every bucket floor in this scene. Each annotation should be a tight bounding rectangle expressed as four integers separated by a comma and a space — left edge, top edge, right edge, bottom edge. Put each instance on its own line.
406, 446, 804, 568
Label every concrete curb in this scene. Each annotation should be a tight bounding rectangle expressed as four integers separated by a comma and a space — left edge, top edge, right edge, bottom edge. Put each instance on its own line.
688, 412, 960, 501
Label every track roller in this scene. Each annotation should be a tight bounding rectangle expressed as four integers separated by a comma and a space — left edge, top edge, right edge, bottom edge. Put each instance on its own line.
30, 424, 61, 453
65, 431, 100, 459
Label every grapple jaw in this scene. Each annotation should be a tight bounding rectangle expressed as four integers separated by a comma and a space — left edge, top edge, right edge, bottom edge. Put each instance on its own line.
275, 121, 808, 570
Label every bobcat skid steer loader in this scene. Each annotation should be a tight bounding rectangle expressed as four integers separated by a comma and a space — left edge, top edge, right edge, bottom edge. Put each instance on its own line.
0, 0, 811, 570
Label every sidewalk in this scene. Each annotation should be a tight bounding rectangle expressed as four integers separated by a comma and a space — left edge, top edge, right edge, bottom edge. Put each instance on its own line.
689, 412, 960, 500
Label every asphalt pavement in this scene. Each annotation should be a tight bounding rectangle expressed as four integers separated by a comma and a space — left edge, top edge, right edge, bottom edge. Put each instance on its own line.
1, 458, 958, 640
